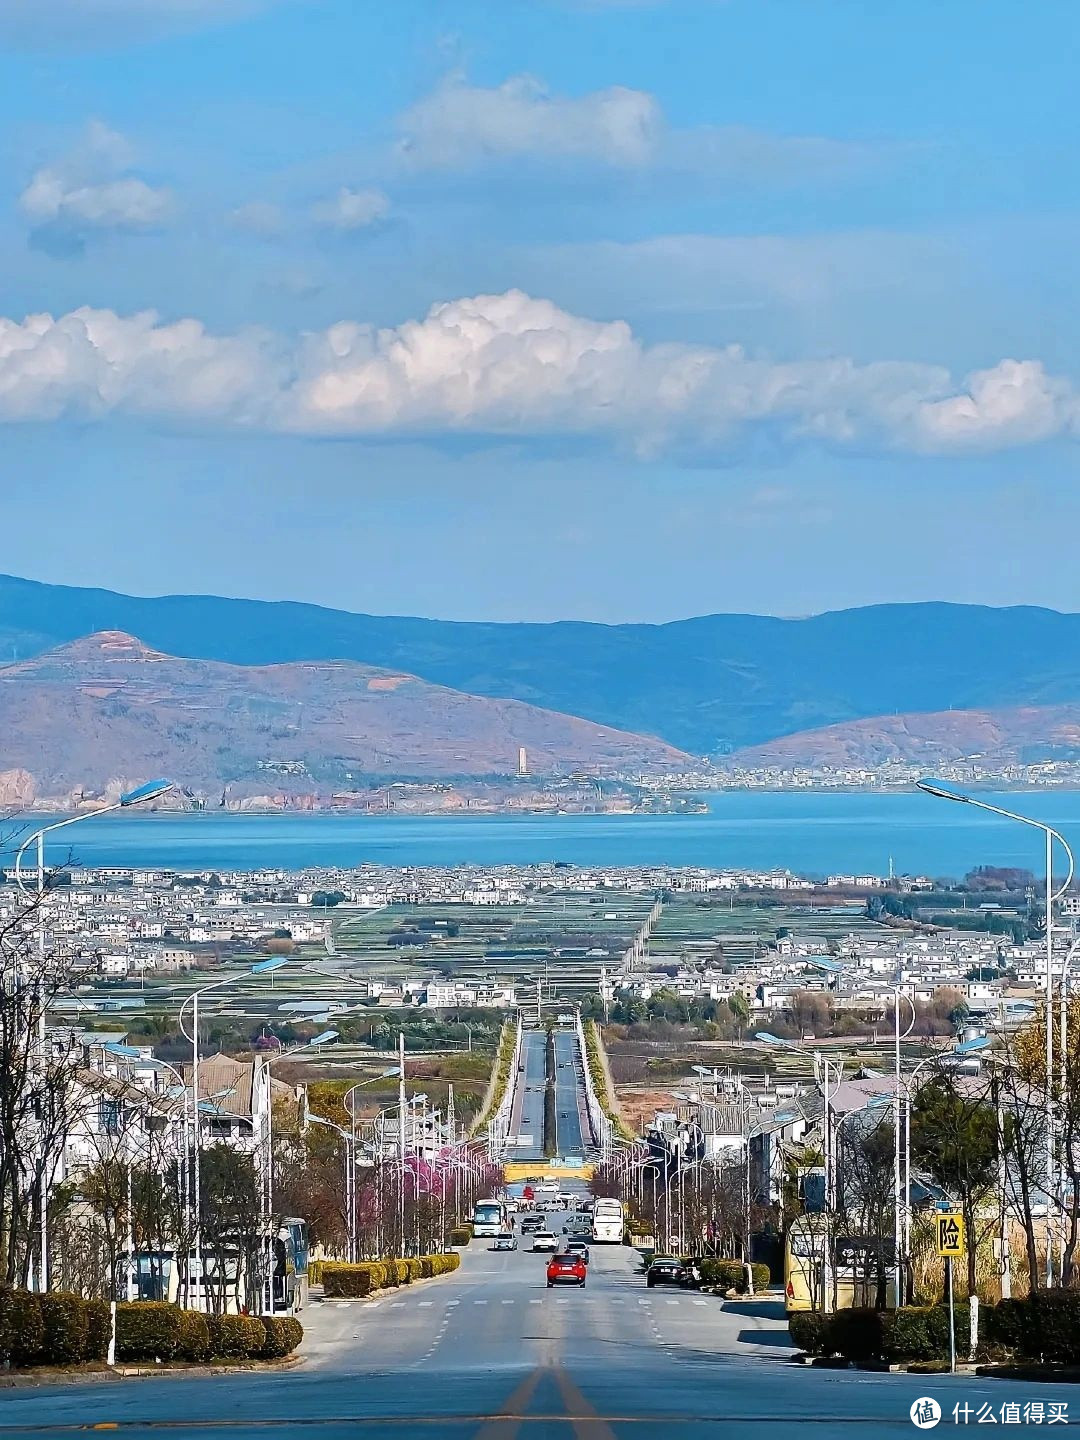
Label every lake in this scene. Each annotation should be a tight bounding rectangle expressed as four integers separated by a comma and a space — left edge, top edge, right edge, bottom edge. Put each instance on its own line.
7, 790, 1080, 877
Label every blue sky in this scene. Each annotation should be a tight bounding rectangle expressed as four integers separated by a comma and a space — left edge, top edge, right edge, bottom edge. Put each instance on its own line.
1, 0, 1078, 622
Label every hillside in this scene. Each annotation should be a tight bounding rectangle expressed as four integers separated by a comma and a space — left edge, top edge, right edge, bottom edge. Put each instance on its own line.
4, 574, 1080, 752
0, 632, 688, 804
729, 706, 1080, 769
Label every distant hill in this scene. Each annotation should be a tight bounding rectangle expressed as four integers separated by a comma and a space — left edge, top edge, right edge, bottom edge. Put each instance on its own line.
0, 631, 689, 804
730, 705, 1080, 769
3, 574, 1080, 753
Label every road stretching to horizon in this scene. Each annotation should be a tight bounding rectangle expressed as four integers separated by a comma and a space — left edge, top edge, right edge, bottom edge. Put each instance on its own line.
2, 1032, 1075, 1436
1, 1234, 1075, 1438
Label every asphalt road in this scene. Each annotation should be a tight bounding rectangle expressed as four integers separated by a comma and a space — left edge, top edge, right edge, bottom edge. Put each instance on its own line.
3, 1217, 1077, 1438
509, 1030, 548, 1161
552, 1031, 585, 1156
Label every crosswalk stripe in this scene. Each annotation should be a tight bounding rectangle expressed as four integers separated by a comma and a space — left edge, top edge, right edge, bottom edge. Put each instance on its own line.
418, 1301, 433, 1308
692, 1299, 706, 1306
474, 1300, 488, 1305
666, 1300, 679, 1306
502, 1300, 514, 1305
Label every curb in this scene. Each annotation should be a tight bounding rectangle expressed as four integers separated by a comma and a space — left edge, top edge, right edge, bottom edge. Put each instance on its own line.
0, 1355, 305, 1389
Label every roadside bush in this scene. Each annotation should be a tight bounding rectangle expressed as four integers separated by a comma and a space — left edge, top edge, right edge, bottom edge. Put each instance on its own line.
279, 1318, 303, 1356
984, 1296, 1027, 1355
828, 1307, 883, 1364
207, 1314, 265, 1360
39, 1292, 89, 1365
321, 1262, 386, 1298
419, 1257, 435, 1279
0, 1289, 44, 1367
788, 1311, 829, 1355
405, 1259, 423, 1282
991, 1290, 1080, 1364
257, 1317, 291, 1359
116, 1301, 180, 1362
84, 1299, 111, 1363
699, 1259, 770, 1295
176, 1310, 211, 1362
449, 1226, 471, 1247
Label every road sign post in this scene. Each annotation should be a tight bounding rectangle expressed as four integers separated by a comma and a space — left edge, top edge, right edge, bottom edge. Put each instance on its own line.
936, 1211, 966, 1374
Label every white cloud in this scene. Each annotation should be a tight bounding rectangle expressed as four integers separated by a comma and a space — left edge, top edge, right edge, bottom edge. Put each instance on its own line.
0, 291, 1076, 459
18, 122, 172, 245
398, 74, 661, 169
396, 74, 868, 182
311, 187, 390, 232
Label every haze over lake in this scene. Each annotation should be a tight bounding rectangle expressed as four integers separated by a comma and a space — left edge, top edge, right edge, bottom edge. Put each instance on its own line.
12, 791, 1080, 878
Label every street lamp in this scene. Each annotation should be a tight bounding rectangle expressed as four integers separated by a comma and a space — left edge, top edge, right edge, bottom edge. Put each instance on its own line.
179, 957, 291, 1310
14, 779, 173, 1293
917, 777, 1074, 1286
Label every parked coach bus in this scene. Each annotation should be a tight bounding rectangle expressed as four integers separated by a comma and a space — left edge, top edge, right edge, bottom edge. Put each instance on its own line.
591, 1198, 624, 1243
472, 1198, 509, 1237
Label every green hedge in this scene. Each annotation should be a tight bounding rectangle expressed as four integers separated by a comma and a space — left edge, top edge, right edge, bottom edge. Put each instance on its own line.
207, 1314, 265, 1360
258, 1315, 303, 1359
699, 1259, 771, 1295
788, 1311, 829, 1355
984, 1290, 1080, 1365
38, 1292, 90, 1366
0, 1291, 301, 1370
321, 1253, 459, 1299
794, 1304, 971, 1364
116, 1300, 180, 1361
449, 1226, 472, 1247
177, 1309, 211, 1362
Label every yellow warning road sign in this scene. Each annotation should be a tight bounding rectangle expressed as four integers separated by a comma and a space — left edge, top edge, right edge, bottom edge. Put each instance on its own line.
937, 1212, 965, 1258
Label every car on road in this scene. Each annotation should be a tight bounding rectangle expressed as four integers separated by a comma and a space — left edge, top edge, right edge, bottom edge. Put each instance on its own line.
493, 1232, 518, 1252
521, 1215, 543, 1233
531, 1230, 558, 1253
646, 1256, 687, 1288
565, 1239, 590, 1265
546, 1253, 587, 1287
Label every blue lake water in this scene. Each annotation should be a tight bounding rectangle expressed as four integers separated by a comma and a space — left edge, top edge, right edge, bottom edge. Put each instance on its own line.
8, 791, 1080, 878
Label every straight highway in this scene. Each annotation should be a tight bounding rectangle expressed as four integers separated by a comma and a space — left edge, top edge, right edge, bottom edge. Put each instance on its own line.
1, 1216, 1074, 1438
552, 1029, 586, 1155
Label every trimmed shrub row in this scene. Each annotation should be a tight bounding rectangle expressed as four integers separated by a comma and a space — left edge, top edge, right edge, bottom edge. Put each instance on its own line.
984, 1291, 1080, 1365
698, 1259, 771, 1295
791, 1303, 972, 1364
448, 1226, 472, 1247
321, 1252, 461, 1300
794, 1293, 1080, 1367
0, 1289, 110, 1367
0, 1290, 303, 1370
116, 1303, 302, 1363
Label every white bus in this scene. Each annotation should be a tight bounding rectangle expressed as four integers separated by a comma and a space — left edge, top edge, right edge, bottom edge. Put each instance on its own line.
591, 1198, 624, 1243
472, 1197, 508, 1237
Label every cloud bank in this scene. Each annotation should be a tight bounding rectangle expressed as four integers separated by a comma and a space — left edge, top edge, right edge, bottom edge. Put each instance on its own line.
0, 290, 1075, 457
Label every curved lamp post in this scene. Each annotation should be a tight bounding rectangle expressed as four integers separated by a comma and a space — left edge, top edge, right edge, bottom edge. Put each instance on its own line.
917, 778, 1074, 1286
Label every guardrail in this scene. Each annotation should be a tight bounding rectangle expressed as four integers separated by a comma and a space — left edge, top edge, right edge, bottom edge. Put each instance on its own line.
576, 1009, 613, 1162
485, 1012, 523, 1160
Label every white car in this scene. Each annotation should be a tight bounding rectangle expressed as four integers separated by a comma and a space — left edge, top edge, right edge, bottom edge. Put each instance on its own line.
531, 1231, 558, 1253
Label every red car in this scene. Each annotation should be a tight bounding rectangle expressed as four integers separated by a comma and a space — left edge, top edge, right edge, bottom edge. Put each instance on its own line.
547, 1253, 587, 1288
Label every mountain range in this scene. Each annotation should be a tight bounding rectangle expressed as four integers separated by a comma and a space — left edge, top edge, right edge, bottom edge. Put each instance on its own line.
0, 631, 688, 805
2, 573, 1080, 760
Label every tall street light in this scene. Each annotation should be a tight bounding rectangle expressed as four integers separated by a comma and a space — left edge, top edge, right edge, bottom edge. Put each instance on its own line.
179, 957, 291, 1311
917, 777, 1074, 1286
14, 778, 173, 1293
259, 1028, 339, 1311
